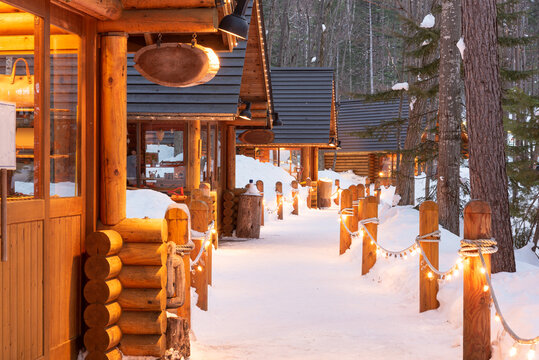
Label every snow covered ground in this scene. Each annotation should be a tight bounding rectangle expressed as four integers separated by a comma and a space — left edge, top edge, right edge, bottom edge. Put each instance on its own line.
124, 156, 538, 359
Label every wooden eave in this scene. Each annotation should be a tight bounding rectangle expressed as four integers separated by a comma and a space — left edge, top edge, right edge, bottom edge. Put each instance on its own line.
127, 112, 235, 122
237, 143, 336, 149
49, 0, 235, 51
234, 0, 273, 129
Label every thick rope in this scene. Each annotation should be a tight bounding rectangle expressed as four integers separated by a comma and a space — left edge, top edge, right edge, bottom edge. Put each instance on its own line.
190, 221, 214, 269
458, 238, 498, 257
478, 251, 538, 345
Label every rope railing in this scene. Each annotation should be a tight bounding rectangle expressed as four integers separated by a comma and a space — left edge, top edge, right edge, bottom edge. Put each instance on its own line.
190, 221, 215, 271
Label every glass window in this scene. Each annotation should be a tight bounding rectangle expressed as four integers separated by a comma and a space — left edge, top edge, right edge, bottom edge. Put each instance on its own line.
0, 4, 37, 199
143, 126, 185, 190
50, 28, 81, 197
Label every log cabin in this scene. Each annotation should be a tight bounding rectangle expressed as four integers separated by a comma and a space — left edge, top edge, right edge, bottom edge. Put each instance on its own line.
324, 98, 408, 184
0, 0, 272, 358
237, 67, 337, 183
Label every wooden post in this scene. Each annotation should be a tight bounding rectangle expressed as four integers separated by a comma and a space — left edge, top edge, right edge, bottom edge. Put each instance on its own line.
276, 181, 283, 220
236, 193, 262, 238
311, 147, 319, 181
419, 201, 440, 313
349, 185, 359, 234
339, 189, 352, 255
375, 187, 381, 203
291, 180, 299, 215
256, 180, 264, 226
334, 179, 340, 205
365, 180, 371, 196
199, 182, 211, 197
306, 178, 312, 209
165, 204, 191, 326
361, 196, 378, 275
463, 201, 492, 360
300, 147, 311, 182
226, 125, 236, 190
189, 200, 209, 311
317, 179, 332, 208
357, 185, 366, 232
100, 32, 127, 226
187, 120, 201, 191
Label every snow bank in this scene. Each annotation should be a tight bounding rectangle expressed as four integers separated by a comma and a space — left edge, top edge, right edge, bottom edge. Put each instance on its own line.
319, 169, 365, 189
420, 13, 435, 28
392, 82, 409, 91
126, 188, 175, 218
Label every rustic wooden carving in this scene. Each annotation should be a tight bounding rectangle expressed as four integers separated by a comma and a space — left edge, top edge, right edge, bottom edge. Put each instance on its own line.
237, 129, 274, 144
133, 42, 219, 87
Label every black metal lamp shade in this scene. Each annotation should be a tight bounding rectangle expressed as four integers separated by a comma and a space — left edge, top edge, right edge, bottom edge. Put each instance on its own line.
273, 112, 283, 126
218, 0, 249, 40
238, 101, 252, 120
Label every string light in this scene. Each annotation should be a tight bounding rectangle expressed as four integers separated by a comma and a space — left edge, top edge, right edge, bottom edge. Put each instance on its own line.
495, 314, 501, 322
211, 229, 217, 234
510, 343, 518, 357
480, 267, 486, 274
483, 285, 489, 292
427, 271, 434, 279
197, 265, 203, 272
528, 344, 536, 360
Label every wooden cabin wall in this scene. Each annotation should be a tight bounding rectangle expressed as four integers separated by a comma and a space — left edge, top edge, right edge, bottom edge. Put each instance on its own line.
0, 2, 96, 359
324, 152, 371, 177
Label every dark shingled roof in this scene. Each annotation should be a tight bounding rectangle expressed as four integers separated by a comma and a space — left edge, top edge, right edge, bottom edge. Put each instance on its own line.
270, 68, 334, 144
338, 99, 408, 152
126, 3, 254, 119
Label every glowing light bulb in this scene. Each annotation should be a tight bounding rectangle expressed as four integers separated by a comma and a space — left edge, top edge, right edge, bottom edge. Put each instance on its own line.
447, 274, 452, 280
197, 265, 203, 272
480, 267, 486, 274
509, 343, 518, 357
495, 314, 500, 322
404, 254, 408, 260
338, 218, 342, 223
528, 345, 536, 360
453, 269, 459, 277
376, 249, 381, 255
370, 240, 374, 245
211, 229, 217, 234
205, 241, 210, 249
427, 272, 434, 279
483, 285, 489, 292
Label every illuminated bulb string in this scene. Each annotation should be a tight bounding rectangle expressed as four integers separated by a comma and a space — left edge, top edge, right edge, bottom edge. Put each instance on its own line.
477, 251, 539, 351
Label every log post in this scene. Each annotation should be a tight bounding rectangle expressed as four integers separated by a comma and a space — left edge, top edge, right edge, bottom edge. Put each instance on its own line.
334, 179, 340, 205
276, 181, 283, 220
189, 200, 209, 311
165, 204, 191, 325
357, 185, 366, 234
187, 120, 201, 191
349, 185, 359, 234
375, 187, 381, 204
291, 180, 299, 215
317, 178, 332, 208
100, 32, 127, 226
300, 147, 311, 182
256, 180, 264, 226
226, 125, 236, 190
463, 201, 492, 360
339, 189, 353, 255
305, 178, 312, 209
361, 196, 378, 275
419, 201, 440, 313
311, 147, 319, 181
236, 192, 262, 238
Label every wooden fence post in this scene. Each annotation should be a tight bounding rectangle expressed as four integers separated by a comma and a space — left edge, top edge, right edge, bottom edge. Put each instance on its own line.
165, 204, 191, 326
357, 185, 366, 233
361, 196, 378, 275
276, 181, 283, 220
306, 178, 312, 209
349, 185, 359, 235
256, 180, 264, 226
374, 187, 381, 204
189, 200, 209, 311
339, 189, 353, 255
334, 179, 340, 205
317, 178, 332, 208
419, 201, 440, 313
463, 201, 492, 360
291, 180, 299, 215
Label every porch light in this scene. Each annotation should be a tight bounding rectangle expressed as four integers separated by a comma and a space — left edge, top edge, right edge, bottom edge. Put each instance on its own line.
329, 137, 337, 147
218, 0, 249, 40
273, 113, 283, 126
239, 101, 252, 120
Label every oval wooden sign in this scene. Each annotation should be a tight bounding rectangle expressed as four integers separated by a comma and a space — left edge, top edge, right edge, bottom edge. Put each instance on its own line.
133, 43, 220, 88
238, 129, 275, 144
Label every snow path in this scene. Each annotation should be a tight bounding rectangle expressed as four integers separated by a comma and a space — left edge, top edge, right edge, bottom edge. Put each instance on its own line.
190, 207, 461, 360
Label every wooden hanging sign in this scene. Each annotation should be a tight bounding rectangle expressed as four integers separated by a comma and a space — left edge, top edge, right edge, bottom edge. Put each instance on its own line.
133, 42, 220, 87
238, 129, 274, 145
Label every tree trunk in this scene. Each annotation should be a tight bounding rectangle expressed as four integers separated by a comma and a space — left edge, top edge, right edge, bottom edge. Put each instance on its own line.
462, 0, 516, 273
437, 0, 462, 235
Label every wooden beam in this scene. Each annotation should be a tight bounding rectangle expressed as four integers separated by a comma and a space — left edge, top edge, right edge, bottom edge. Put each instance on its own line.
100, 33, 128, 226
53, 0, 122, 20
0, 34, 80, 54
122, 0, 215, 9
97, 8, 218, 34
187, 120, 201, 191
232, 118, 268, 127
226, 126, 236, 190
0, 13, 69, 35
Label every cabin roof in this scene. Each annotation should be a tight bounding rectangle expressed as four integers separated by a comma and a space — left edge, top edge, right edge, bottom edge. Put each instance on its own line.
268, 67, 335, 145
337, 99, 408, 153
126, 1, 272, 123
